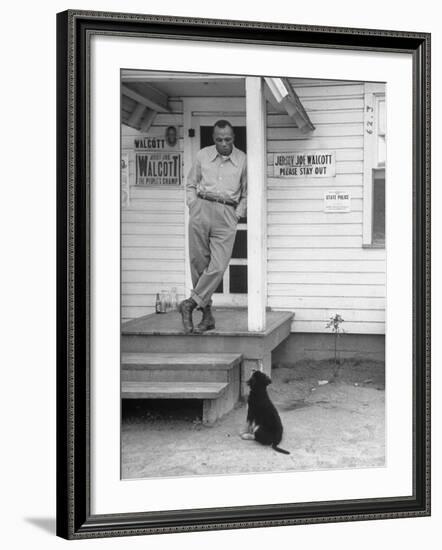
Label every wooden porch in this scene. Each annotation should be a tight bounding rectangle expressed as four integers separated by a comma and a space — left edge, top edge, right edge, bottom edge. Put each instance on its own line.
121, 308, 293, 420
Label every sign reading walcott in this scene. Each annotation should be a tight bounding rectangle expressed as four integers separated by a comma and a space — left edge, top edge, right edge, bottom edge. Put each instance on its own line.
272, 151, 336, 177
134, 131, 181, 186
136, 152, 181, 186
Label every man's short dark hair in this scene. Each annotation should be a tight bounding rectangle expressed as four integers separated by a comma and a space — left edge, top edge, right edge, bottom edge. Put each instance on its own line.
213, 120, 234, 133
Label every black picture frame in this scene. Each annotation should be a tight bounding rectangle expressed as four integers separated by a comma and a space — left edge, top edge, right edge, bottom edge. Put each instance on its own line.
56, 9, 431, 540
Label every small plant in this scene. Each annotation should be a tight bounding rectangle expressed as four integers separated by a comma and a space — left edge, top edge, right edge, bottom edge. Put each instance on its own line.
325, 313, 345, 380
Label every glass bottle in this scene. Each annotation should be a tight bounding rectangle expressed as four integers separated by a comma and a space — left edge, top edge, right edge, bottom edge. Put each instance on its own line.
155, 293, 161, 314
170, 287, 178, 311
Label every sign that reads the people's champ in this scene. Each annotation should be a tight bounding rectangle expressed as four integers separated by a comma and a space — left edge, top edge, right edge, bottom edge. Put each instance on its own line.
135, 152, 181, 186
272, 151, 336, 178
134, 133, 181, 186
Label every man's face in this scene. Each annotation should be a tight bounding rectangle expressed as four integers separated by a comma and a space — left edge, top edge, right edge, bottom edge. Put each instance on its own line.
213, 126, 234, 156
166, 127, 177, 147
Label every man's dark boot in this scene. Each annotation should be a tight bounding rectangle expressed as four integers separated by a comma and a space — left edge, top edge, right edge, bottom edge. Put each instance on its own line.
178, 298, 197, 334
195, 304, 216, 333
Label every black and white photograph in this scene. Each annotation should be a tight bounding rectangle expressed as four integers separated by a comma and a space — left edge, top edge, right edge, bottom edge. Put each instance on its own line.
120, 70, 387, 480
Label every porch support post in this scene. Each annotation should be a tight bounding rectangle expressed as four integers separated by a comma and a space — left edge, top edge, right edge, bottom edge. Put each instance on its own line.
245, 77, 267, 332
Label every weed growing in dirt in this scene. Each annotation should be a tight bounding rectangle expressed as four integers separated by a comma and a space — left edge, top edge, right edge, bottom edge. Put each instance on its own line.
325, 313, 345, 380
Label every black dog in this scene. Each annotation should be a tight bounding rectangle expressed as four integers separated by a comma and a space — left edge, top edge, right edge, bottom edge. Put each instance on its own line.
241, 370, 290, 455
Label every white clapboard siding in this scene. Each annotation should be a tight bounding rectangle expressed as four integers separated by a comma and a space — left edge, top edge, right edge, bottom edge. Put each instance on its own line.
122, 223, 184, 236
267, 173, 363, 186
123, 271, 184, 284
268, 284, 384, 298
268, 260, 385, 273
269, 296, 385, 310
292, 308, 385, 323
267, 136, 363, 151
267, 80, 386, 335
267, 211, 363, 224
267, 124, 363, 139
268, 199, 363, 213
122, 247, 185, 260
291, 321, 385, 334
123, 260, 185, 273
267, 272, 385, 285
268, 224, 362, 237
122, 111, 185, 320
122, 210, 184, 224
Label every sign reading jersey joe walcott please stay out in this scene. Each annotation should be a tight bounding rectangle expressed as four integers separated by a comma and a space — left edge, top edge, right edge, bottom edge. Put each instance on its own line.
270, 151, 336, 177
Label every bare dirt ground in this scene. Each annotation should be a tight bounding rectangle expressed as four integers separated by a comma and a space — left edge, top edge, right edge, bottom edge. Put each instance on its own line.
121, 359, 385, 479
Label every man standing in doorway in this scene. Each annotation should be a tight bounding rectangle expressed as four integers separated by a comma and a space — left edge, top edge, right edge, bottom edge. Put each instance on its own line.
178, 120, 247, 333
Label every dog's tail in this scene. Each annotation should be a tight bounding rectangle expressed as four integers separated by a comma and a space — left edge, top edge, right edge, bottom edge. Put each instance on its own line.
272, 444, 290, 455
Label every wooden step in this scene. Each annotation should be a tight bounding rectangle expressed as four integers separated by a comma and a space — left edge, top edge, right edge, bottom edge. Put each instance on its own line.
121, 352, 243, 423
121, 381, 230, 425
121, 381, 228, 399
122, 352, 242, 383
122, 352, 242, 370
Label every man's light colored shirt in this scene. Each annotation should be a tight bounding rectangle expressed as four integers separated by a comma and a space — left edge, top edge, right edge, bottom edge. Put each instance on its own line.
186, 145, 247, 219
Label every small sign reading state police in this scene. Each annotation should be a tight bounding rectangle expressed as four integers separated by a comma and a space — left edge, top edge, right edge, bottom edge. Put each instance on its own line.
271, 151, 336, 178
324, 190, 351, 212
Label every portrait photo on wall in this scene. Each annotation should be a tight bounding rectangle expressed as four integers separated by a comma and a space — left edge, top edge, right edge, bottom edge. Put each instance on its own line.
120, 69, 386, 481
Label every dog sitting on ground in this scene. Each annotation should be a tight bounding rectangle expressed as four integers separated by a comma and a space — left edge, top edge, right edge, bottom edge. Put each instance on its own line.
241, 370, 290, 455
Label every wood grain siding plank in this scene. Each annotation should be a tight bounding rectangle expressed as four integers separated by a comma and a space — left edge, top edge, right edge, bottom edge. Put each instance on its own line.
267, 137, 363, 151
130, 188, 184, 199
268, 260, 385, 272
268, 272, 385, 285
122, 211, 184, 224
289, 309, 385, 322
268, 297, 385, 309
268, 236, 362, 248
122, 236, 184, 249
126, 200, 184, 212
291, 321, 385, 334
268, 225, 362, 237
267, 124, 363, 139
124, 293, 183, 305
122, 224, 184, 236
267, 284, 384, 297
122, 259, 185, 271
122, 283, 185, 295
267, 200, 363, 213
152, 114, 184, 125
268, 172, 363, 184
267, 212, 363, 224
268, 248, 385, 260
122, 247, 185, 260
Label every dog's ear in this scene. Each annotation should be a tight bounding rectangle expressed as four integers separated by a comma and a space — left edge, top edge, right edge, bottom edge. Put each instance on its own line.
264, 374, 272, 386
